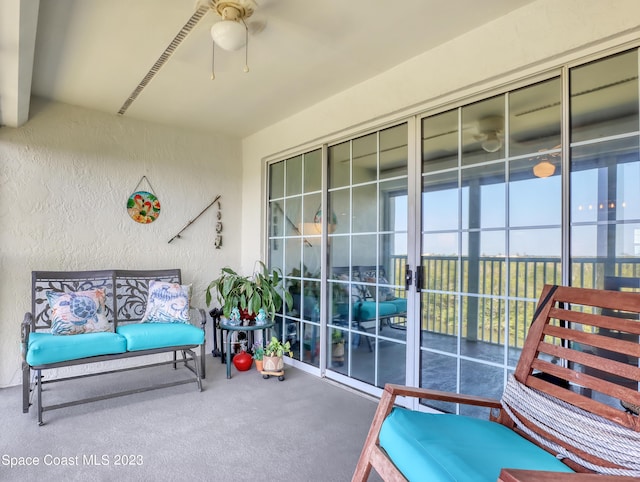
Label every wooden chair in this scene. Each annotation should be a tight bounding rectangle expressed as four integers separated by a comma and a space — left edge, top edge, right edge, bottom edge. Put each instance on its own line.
353, 284, 640, 481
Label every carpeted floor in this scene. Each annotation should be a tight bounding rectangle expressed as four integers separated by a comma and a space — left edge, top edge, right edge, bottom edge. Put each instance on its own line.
0, 355, 382, 481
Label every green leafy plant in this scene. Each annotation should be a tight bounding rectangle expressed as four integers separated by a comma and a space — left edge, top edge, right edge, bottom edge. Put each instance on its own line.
331, 329, 344, 344
264, 336, 292, 358
206, 261, 293, 320
287, 265, 320, 298
251, 342, 264, 361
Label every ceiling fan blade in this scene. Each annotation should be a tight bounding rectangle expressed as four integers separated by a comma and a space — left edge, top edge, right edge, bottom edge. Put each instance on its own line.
117, 4, 210, 116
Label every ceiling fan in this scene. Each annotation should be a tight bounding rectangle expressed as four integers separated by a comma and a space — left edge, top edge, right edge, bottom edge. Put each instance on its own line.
118, 0, 265, 116
473, 115, 505, 153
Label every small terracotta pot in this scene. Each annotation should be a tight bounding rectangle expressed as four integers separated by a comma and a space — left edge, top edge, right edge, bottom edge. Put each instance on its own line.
255, 359, 263, 371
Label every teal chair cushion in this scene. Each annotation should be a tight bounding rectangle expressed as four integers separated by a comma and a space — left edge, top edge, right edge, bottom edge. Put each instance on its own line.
117, 323, 204, 351
356, 301, 397, 320
26, 332, 127, 366
385, 298, 407, 314
379, 407, 574, 482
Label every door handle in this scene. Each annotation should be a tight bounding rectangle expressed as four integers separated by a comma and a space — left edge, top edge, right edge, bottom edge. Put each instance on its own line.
415, 265, 423, 291
405, 267, 413, 291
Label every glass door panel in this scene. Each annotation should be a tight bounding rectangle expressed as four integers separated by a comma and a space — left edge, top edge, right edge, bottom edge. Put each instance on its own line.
420, 75, 563, 412
268, 150, 323, 367
327, 123, 408, 389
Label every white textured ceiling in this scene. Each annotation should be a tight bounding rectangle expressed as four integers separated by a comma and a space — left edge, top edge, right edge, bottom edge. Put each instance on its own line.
4, 0, 537, 137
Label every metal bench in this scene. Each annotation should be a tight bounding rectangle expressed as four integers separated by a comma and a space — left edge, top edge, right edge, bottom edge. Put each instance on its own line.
21, 269, 206, 425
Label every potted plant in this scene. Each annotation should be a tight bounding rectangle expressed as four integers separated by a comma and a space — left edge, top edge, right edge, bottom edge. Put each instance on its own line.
252, 341, 264, 372
206, 261, 293, 323
331, 329, 345, 366
263, 336, 292, 373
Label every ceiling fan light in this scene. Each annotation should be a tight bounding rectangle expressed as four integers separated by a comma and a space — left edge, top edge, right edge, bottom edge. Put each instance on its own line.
481, 132, 502, 153
211, 20, 246, 51
533, 160, 556, 178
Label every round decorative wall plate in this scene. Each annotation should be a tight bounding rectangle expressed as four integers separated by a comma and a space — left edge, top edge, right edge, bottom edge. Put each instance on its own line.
127, 191, 161, 224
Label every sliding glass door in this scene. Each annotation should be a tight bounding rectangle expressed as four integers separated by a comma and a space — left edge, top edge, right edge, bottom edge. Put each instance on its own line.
326, 123, 409, 387
266, 46, 640, 405
418, 78, 563, 413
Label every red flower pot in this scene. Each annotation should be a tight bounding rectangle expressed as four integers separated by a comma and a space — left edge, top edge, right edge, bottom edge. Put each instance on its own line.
232, 351, 253, 371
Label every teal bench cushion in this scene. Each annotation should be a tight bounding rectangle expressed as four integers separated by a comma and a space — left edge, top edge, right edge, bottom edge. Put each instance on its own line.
27, 332, 127, 366
379, 407, 574, 482
117, 323, 204, 351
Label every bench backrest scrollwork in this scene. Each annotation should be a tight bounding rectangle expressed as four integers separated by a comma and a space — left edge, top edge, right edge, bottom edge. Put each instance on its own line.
31, 269, 181, 331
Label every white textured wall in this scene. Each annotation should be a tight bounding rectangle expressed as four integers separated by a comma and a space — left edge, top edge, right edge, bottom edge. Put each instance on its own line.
240, 0, 640, 270
0, 98, 242, 387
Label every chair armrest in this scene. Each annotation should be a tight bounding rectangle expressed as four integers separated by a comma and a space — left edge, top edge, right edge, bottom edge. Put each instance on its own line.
384, 383, 502, 409
21, 312, 34, 360
189, 307, 207, 330
498, 469, 626, 482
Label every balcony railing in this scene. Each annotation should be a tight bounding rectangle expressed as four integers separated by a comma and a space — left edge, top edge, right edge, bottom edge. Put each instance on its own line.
389, 255, 640, 349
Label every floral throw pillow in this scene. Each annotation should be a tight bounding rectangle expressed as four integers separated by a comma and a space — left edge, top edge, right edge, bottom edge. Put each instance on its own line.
141, 280, 191, 324
47, 289, 110, 335
363, 275, 397, 301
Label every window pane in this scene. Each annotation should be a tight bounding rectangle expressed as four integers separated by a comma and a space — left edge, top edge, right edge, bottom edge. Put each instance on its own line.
352, 184, 377, 233
269, 239, 283, 273
329, 141, 350, 188
422, 293, 459, 350
460, 295, 505, 362
461, 164, 505, 230
304, 149, 322, 193
462, 95, 505, 165
422, 171, 459, 232
380, 179, 407, 232
380, 233, 406, 285
571, 137, 640, 223
378, 339, 406, 387
509, 77, 561, 157
569, 134, 640, 292
462, 231, 506, 295
459, 361, 504, 418
380, 123, 408, 179
302, 193, 322, 237
509, 228, 561, 301
509, 156, 561, 227
269, 200, 285, 237
422, 110, 458, 173
509, 228, 560, 257
329, 188, 350, 235
329, 236, 350, 273
353, 133, 377, 185
269, 161, 284, 199
284, 197, 301, 236
352, 234, 377, 267
286, 155, 303, 196
508, 299, 538, 361
303, 242, 321, 277
285, 238, 302, 278
422, 232, 459, 257
420, 350, 457, 412
571, 49, 639, 143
